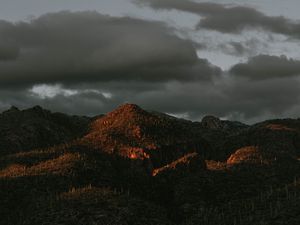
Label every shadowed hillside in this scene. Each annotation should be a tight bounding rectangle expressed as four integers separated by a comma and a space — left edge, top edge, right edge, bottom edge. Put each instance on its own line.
0, 106, 90, 156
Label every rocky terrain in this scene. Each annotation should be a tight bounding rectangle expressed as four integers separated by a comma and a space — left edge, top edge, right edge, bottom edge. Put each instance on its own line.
0, 104, 299, 225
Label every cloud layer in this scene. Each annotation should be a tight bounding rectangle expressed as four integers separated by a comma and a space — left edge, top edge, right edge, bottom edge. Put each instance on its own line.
135, 0, 300, 38
1, 9, 300, 123
230, 55, 300, 80
0, 11, 221, 87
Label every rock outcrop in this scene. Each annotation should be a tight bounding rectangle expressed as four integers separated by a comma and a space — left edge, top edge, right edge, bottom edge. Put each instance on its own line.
201, 115, 223, 130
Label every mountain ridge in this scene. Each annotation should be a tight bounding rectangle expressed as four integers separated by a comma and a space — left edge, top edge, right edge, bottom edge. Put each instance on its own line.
0, 103, 300, 225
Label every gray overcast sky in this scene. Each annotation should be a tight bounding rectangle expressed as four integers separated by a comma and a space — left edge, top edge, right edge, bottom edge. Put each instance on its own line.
1, 0, 300, 21
1, 0, 300, 123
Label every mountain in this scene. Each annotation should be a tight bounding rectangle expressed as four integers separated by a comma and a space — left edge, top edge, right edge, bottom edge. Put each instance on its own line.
0, 105, 90, 156
0, 104, 299, 225
201, 115, 248, 132
83, 103, 209, 168
218, 119, 300, 163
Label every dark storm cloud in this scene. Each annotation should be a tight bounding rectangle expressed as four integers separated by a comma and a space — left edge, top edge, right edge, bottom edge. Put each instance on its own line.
0, 11, 221, 87
126, 77, 300, 122
222, 77, 300, 121
135, 0, 300, 37
230, 55, 300, 80
0, 20, 20, 60
0, 40, 19, 60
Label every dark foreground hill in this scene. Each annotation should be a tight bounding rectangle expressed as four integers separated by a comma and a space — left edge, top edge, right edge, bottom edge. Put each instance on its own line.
0, 104, 299, 225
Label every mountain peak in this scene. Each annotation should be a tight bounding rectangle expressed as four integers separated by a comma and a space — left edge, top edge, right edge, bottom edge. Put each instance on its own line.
87, 103, 152, 138
8, 105, 20, 112
84, 103, 209, 167
118, 103, 141, 111
103, 103, 150, 121
2, 105, 20, 114
201, 115, 223, 130
9, 105, 19, 111
30, 105, 45, 112
110, 103, 145, 115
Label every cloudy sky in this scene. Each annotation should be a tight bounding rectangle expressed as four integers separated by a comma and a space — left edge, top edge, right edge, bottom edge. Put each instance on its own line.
1, 0, 300, 123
